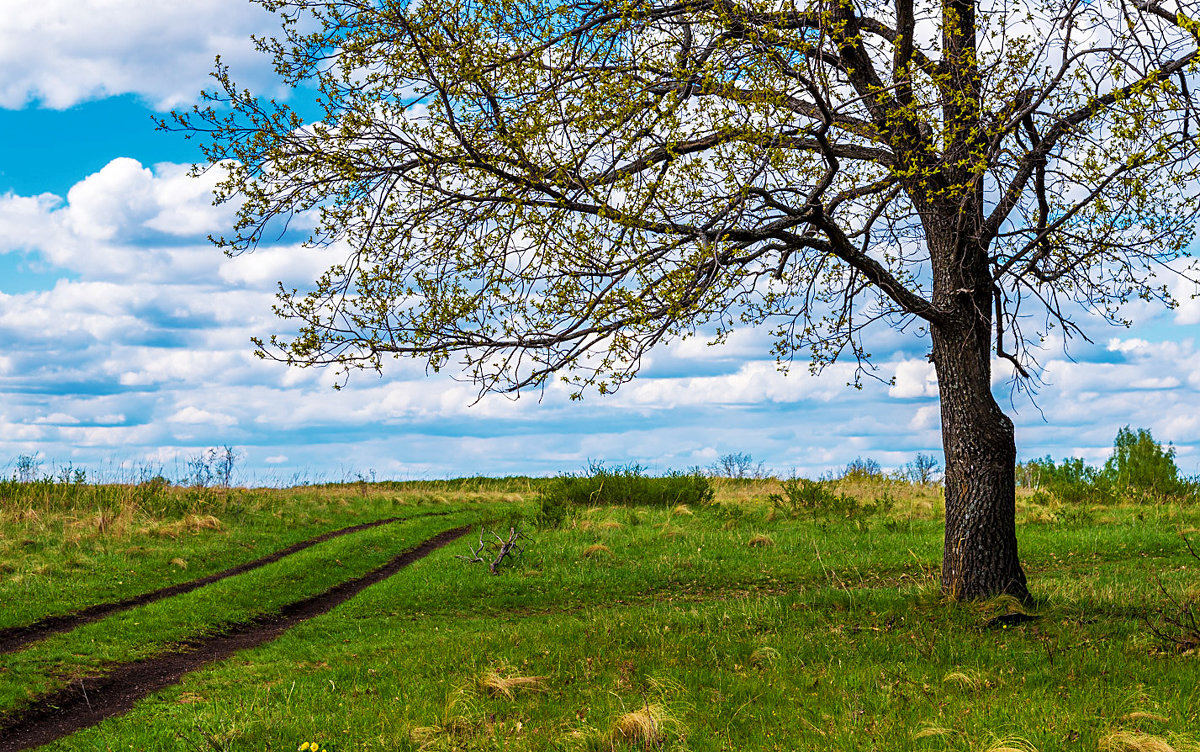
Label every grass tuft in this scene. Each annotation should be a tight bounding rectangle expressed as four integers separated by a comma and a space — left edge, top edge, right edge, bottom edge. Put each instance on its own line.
943, 668, 991, 691
1123, 712, 1170, 724
609, 703, 672, 749
980, 737, 1039, 752
479, 668, 546, 700
913, 726, 955, 739
1100, 732, 1181, 752
582, 543, 612, 558
749, 645, 780, 665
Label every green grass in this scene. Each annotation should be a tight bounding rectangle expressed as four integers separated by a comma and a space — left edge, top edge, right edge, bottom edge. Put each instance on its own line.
4, 479, 1200, 751
0, 480, 525, 630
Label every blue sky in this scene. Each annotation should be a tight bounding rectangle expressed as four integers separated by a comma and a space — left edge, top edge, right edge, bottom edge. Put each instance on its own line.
2, 1, 1199, 483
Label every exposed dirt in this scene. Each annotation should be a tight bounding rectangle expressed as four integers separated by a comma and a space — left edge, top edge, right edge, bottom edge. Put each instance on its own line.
0, 510, 452, 655
0, 525, 469, 752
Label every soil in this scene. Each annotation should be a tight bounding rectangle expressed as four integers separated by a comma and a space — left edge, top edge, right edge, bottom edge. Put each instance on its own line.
0, 511, 452, 655
0, 525, 469, 752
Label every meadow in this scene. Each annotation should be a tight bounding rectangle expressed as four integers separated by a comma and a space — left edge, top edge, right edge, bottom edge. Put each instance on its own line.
0, 467, 1198, 751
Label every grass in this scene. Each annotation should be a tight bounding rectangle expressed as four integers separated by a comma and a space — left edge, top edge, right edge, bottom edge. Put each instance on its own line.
2, 477, 1200, 750
0, 479, 524, 630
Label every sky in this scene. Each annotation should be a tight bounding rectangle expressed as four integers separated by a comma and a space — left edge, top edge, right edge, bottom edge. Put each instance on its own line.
1, 1, 1199, 485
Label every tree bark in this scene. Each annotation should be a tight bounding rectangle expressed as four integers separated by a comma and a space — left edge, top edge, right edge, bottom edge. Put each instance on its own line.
930, 295, 1030, 601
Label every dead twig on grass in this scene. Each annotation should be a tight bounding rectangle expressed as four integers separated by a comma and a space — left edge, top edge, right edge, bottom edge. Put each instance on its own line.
455, 526, 528, 574
1145, 533, 1200, 652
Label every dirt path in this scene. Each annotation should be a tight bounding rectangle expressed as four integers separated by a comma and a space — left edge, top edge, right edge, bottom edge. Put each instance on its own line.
0, 511, 451, 655
0, 525, 469, 752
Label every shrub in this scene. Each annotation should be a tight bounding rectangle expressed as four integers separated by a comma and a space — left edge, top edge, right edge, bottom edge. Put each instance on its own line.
768, 477, 892, 520
1016, 427, 1196, 505
840, 457, 884, 482
536, 462, 713, 527
1016, 455, 1115, 505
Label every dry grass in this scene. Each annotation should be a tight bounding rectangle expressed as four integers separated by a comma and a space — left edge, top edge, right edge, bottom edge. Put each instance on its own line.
980, 737, 1039, 752
609, 703, 671, 749
479, 669, 546, 700
1100, 732, 1183, 752
671, 504, 693, 516
943, 668, 992, 691
141, 514, 223, 538
749, 645, 780, 665
747, 533, 774, 548
582, 543, 612, 558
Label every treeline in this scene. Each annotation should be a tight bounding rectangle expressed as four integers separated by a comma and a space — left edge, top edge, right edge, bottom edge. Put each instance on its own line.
1017, 426, 1197, 503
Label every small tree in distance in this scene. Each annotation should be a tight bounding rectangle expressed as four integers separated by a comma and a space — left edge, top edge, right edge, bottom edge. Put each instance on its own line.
1104, 426, 1185, 499
712, 452, 766, 480
904, 453, 941, 485
172, 0, 1200, 599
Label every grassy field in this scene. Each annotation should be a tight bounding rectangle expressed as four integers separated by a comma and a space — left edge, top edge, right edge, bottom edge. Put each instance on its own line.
1, 476, 1199, 751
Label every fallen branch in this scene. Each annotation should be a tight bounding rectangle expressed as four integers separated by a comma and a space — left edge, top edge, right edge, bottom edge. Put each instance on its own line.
455, 526, 528, 574
1145, 533, 1200, 652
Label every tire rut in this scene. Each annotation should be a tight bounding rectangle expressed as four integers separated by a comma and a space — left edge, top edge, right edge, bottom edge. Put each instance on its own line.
0, 510, 452, 656
0, 525, 469, 752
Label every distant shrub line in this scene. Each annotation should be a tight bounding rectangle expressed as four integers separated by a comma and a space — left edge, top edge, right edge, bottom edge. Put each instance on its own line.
536, 462, 713, 526
1017, 426, 1197, 505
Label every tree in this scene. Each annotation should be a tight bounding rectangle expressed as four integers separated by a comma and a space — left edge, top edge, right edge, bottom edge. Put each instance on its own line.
172, 0, 1200, 599
1104, 426, 1183, 498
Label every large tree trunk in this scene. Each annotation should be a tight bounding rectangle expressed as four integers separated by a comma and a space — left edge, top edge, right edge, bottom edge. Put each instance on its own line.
931, 314, 1030, 601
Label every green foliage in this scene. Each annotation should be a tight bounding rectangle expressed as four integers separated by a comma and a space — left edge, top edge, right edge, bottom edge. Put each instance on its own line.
1016, 456, 1116, 505
839, 457, 884, 483
536, 463, 713, 527
1103, 426, 1187, 499
4, 480, 1200, 750
769, 478, 893, 520
1017, 426, 1195, 504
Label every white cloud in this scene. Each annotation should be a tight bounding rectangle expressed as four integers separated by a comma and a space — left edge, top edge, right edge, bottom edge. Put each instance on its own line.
3, 157, 1200, 480
167, 407, 238, 428
0, 0, 283, 109
889, 359, 938, 398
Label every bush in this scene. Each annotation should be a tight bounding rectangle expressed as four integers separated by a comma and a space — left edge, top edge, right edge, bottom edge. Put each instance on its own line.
536, 462, 713, 527
1016, 426, 1196, 505
768, 477, 892, 520
840, 457, 884, 482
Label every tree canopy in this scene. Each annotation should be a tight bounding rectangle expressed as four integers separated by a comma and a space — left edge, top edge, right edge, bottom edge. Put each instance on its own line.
174, 0, 1200, 598
177, 0, 1199, 392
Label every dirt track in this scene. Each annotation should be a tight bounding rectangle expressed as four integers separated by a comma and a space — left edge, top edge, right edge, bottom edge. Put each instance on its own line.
0, 511, 452, 655
0, 525, 469, 752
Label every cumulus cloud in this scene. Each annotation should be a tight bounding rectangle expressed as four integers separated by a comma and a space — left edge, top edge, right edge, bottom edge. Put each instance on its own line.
3, 158, 1200, 479
0, 0, 283, 109
889, 359, 938, 399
